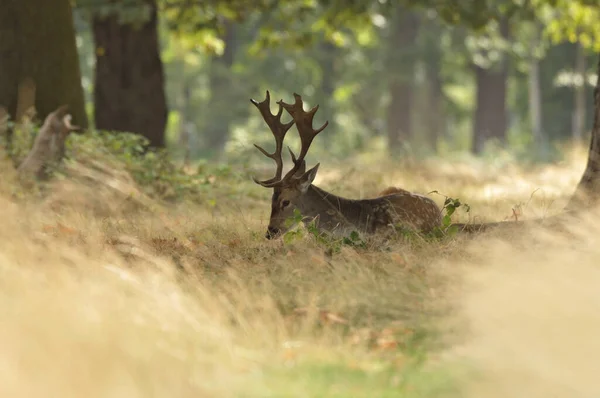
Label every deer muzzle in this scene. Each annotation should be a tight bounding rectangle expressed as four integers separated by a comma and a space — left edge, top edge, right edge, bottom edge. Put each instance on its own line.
266, 226, 281, 240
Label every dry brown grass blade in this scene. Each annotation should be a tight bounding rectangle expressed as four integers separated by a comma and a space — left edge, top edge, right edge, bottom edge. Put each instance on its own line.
62, 157, 154, 209
0, 141, 596, 397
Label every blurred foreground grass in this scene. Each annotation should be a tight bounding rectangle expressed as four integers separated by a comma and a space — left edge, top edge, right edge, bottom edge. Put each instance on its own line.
0, 138, 598, 398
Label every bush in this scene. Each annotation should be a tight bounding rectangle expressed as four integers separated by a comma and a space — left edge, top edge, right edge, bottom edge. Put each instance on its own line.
66, 130, 220, 203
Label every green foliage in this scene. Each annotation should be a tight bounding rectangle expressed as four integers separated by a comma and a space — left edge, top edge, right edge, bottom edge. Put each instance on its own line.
3, 119, 36, 167
282, 209, 306, 244
75, 0, 153, 24
542, 0, 600, 50
429, 192, 471, 239
282, 208, 367, 253
66, 131, 218, 202
342, 230, 368, 249
71, 0, 600, 161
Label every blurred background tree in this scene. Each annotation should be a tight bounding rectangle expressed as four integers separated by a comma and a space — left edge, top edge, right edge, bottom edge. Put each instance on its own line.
3, 0, 600, 165
0, 0, 88, 155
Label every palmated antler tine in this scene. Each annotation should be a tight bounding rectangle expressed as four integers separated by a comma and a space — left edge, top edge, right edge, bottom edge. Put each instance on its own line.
278, 93, 329, 180
251, 90, 295, 185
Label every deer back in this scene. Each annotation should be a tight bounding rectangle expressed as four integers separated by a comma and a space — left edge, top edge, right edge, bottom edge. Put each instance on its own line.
374, 190, 442, 233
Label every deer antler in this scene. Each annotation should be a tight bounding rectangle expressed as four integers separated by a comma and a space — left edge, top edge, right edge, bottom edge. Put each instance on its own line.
251, 90, 295, 186
277, 93, 329, 181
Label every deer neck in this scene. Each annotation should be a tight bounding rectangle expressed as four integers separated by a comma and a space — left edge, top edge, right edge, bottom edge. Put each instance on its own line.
297, 184, 374, 234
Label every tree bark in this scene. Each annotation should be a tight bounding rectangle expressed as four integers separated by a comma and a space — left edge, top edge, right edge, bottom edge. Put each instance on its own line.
422, 21, 446, 154
385, 9, 420, 152
529, 57, 544, 147
0, 0, 87, 139
178, 85, 193, 167
92, 0, 167, 148
317, 40, 338, 146
568, 54, 600, 207
529, 24, 545, 151
572, 42, 587, 143
426, 67, 445, 154
204, 20, 237, 155
471, 18, 510, 155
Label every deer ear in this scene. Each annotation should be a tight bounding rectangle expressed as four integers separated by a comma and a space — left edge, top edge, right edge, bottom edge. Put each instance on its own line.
297, 163, 319, 193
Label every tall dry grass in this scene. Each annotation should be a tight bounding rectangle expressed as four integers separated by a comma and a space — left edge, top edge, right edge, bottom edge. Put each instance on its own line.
446, 208, 600, 398
0, 144, 597, 397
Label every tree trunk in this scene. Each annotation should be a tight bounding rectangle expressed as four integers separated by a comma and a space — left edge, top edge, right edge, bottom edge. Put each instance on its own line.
422, 21, 445, 154
425, 67, 445, 154
528, 24, 545, 151
92, 0, 167, 148
385, 9, 420, 152
568, 54, 600, 207
0, 0, 87, 140
317, 40, 338, 146
471, 19, 510, 155
204, 20, 237, 156
178, 85, 193, 167
572, 42, 587, 143
529, 57, 545, 147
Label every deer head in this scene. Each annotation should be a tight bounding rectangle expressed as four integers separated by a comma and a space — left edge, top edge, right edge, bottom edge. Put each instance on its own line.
251, 91, 328, 239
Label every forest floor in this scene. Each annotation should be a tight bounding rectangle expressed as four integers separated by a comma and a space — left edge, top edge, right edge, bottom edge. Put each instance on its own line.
0, 143, 599, 398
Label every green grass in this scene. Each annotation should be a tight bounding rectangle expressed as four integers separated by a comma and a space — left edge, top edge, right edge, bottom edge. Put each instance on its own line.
251, 357, 459, 398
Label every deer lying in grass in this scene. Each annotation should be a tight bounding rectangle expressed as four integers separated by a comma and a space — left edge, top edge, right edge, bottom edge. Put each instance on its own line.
251, 91, 443, 239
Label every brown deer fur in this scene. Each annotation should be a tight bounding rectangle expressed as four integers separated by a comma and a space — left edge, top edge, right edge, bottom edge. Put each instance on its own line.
378, 186, 411, 197
251, 91, 442, 239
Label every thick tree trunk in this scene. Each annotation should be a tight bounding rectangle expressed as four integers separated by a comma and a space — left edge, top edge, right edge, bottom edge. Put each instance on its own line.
0, 0, 87, 140
385, 9, 419, 152
92, 0, 167, 148
178, 85, 193, 166
425, 68, 445, 154
472, 69, 509, 153
572, 42, 587, 143
318, 40, 338, 146
387, 80, 414, 151
529, 24, 545, 151
204, 20, 237, 155
569, 54, 600, 207
471, 19, 510, 155
422, 22, 445, 154
529, 58, 544, 146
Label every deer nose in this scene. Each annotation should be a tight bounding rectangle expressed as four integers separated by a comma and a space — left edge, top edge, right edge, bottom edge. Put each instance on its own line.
266, 226, 280, 239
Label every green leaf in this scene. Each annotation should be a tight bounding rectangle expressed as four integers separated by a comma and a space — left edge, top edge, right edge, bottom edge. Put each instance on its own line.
442, 214, 452, 228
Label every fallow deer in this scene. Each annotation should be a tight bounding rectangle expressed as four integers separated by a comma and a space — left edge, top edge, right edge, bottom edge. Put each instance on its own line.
251, 91, 443, 239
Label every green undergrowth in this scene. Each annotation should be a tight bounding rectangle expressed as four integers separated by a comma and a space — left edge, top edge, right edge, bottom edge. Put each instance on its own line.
66, 131, 247, 202
248, 356, 461, 398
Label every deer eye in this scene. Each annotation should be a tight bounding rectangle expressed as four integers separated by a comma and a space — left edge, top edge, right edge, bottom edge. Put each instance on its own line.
281, 200, 291, 208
